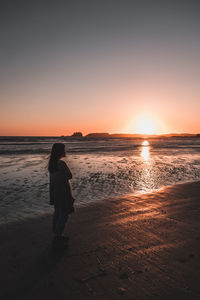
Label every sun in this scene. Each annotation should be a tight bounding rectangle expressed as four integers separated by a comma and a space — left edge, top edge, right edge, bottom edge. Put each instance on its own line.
124, 113, 168, 135
134, 115, 157, 135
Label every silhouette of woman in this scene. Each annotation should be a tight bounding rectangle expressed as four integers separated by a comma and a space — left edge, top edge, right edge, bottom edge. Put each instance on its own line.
48, 143, 74, 246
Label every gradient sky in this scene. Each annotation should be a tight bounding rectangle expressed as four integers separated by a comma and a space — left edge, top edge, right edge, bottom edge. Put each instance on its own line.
1, 0, 200, 135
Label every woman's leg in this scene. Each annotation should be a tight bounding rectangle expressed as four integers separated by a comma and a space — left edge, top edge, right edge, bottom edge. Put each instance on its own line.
53, 206, 68, 236
52, 206, 59, 234
58, 209, 68, 235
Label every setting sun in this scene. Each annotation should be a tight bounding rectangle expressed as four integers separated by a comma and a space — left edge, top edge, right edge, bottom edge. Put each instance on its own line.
135, 116, 157, 135
142, 140, 149, 146
124, 113, 168, 135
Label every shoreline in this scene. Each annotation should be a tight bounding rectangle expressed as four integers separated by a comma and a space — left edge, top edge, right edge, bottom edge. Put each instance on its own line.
1, 180, 200, 299
1, 179, 200, 227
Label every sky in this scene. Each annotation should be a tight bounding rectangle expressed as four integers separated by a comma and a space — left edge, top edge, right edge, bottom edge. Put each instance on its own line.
1, 0, 200, 136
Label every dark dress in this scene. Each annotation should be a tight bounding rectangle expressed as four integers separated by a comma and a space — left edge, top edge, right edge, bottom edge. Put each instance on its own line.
49, 159, 73, 211
49, 160, 73, 235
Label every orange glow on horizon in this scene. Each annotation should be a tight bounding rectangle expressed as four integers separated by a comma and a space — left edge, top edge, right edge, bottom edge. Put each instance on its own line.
0, 109, 199, 136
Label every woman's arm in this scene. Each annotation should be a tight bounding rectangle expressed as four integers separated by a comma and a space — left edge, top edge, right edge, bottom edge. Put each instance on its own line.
58, 160, 72, 179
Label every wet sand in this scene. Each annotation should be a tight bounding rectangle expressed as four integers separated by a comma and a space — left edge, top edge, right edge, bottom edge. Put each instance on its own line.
0, 181, 200, 300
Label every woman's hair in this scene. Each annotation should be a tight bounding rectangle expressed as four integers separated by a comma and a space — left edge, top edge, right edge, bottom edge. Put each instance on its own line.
48, 143, 65, 173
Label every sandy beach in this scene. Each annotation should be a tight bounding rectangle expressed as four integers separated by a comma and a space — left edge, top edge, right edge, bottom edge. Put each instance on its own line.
0, 181, 200, 300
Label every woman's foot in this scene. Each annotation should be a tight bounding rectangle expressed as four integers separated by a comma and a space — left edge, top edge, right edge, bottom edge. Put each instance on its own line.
60, 236, 69, 243
52, 235, 69, 250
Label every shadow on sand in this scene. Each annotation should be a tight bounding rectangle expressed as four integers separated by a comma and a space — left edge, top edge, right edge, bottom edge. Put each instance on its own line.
6, 243, 68, 300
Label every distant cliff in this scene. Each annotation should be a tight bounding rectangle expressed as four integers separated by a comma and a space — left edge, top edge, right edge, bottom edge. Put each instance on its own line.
71, 132, 83, 137
85, 133, 110, 138
67, 132, 200, 139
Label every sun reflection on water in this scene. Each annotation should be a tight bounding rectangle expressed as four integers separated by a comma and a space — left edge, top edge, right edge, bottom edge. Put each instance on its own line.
141, 140, 150, 161
142, 140, 149, 146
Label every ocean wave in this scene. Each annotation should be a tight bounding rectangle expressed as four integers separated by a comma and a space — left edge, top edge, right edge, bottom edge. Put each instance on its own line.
0, 137, 200, 155
0, 144, 200, 155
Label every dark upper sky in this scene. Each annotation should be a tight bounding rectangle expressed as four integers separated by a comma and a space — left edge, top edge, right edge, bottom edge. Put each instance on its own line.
1, 0, 200, 71
1, 0, 200, 135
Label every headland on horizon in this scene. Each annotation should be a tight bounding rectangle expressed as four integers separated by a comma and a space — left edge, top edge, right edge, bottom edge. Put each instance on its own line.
69, 132, 200, 139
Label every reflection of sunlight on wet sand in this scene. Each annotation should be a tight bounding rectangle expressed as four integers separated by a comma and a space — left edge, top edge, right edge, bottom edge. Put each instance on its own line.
138, 140, 155, 192
141, 140, 150, 161
142, 140, 149, 146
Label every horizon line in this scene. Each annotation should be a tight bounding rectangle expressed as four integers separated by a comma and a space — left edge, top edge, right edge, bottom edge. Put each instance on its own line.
0, 132, 200, 137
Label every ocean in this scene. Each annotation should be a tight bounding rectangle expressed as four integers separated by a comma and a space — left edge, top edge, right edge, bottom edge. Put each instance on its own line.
0, 136, 200, 223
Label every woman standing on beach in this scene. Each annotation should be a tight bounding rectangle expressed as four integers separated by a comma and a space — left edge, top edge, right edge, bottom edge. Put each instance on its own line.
48, 143, 74, 246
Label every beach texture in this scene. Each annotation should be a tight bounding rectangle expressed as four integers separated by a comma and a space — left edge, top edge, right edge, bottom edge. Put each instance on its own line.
0, 181, 200, 300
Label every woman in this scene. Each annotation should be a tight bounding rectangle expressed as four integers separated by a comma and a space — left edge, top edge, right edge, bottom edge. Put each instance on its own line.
48, 143, 74, 246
